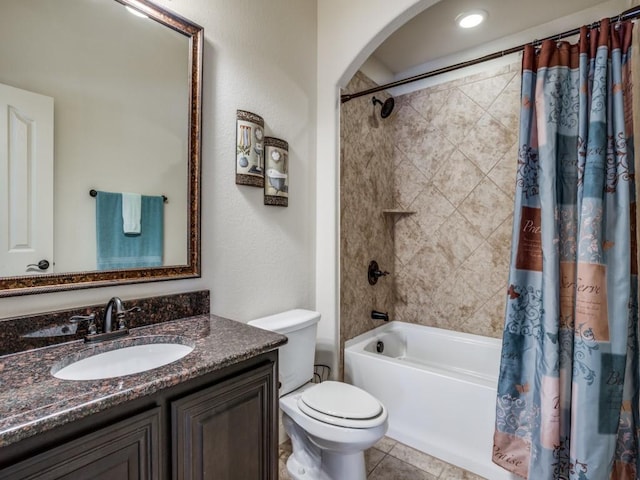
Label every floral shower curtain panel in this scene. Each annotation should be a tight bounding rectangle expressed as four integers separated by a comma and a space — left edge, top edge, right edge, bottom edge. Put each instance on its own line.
493, 19, 638, 479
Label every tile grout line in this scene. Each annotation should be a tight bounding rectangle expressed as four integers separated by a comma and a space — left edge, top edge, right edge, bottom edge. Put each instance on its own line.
366, 450, 387, 478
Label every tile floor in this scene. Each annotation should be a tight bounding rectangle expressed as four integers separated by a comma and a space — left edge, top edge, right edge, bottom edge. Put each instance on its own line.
279, 436, 487, 480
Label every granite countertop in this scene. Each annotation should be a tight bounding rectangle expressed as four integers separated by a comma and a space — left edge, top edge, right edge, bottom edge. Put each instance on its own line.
0, 314, 287, 448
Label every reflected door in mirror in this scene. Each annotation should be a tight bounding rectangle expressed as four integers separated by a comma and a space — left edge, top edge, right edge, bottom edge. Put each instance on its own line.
0, 83, 53, 276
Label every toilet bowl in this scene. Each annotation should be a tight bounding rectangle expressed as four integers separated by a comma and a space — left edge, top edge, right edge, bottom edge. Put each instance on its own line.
280, 382, 388, 480
248, 310, 388, 480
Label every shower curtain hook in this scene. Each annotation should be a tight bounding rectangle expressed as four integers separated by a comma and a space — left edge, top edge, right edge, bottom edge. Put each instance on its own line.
615, 14, 622, 31
532, 39, 541, 54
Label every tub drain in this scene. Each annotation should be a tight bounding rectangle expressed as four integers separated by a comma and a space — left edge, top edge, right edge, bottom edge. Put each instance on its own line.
376, 341, 384, 353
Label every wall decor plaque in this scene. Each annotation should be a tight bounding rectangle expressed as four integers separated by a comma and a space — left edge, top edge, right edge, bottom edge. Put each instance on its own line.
264, 137, 288, 207
235, 110, 265, 187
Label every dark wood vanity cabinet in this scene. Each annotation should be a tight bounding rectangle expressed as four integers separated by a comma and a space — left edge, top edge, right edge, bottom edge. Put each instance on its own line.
172, 362, 276, 480
0, 352, 278, 480
0, 408, 161, 480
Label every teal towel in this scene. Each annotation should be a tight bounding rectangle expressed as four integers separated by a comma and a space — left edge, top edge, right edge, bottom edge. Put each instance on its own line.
96, 191, 164, 270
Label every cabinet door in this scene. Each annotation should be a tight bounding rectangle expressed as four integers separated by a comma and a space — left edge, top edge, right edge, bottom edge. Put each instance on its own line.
172, 362, 277, 480
0, 408, 160, 480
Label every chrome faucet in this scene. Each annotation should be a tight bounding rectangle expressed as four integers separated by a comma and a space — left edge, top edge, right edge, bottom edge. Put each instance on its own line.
104, 297, 141, 332
104, 297, 123, 333
72, 297, 141, 343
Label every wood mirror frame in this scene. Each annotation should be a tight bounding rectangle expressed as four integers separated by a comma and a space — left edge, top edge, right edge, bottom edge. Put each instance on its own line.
0, 0, 202, 297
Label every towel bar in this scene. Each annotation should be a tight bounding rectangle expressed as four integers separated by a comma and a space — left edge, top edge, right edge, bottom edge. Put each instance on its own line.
89, 189, 168, 203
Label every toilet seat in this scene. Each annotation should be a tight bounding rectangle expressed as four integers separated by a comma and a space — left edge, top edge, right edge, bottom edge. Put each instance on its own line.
297, 381, 385, 429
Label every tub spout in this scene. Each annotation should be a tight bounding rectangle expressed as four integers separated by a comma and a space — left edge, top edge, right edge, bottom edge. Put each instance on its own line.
371, 310, 389, 321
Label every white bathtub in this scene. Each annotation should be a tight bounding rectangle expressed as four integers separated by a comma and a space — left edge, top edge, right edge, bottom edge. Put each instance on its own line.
344, 321, 517, 480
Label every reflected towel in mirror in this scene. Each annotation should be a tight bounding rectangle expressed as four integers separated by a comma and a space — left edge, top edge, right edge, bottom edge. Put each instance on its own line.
122, 192, 142, 235
96, 191, 164, 270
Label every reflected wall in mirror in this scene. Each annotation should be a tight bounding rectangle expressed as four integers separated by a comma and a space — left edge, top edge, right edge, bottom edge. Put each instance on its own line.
0, 0, 202, 296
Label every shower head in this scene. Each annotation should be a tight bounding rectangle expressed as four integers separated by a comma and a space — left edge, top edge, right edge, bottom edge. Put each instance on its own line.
372, 96, 395, 119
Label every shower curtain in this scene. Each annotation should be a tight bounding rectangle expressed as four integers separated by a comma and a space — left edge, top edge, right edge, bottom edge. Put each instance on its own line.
493, 19, 639, 480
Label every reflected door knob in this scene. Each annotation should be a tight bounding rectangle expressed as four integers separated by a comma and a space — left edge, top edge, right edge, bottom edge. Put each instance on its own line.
27, 259, 50, 270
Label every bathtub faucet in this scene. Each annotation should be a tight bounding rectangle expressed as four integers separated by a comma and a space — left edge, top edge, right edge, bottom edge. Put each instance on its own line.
371, 310, 389, 321
368, 260, 389, 285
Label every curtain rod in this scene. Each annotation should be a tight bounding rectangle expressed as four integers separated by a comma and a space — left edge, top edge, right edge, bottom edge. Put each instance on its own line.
340, 5, 640, 104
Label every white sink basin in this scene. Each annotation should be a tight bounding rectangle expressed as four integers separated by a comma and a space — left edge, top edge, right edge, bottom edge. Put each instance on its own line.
53, 342, 194, 381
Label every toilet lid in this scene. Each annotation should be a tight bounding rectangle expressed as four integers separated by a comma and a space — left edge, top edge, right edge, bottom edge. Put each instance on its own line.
298, 381, 384, 428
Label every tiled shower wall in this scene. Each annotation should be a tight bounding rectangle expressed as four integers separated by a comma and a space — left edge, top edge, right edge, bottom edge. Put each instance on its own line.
340, 61, 522, 345
340, 72, 395, 362
392, 63, 521, 338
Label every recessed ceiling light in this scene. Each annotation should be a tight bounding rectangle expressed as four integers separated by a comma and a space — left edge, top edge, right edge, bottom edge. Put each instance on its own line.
456, 10, 487, 29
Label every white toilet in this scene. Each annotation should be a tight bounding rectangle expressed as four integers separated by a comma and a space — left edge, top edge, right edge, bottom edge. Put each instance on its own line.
249, 309, 388, 480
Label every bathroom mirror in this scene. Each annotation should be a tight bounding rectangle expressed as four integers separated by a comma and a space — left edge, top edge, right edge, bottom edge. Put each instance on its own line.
0, 0, 202, 297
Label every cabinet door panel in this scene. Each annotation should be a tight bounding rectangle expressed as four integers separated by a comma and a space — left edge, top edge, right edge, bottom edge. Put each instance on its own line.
172, 363, 276, 480
0, 408, 160, 480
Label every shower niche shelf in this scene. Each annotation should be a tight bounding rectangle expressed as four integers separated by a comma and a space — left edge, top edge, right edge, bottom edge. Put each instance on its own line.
382, 209, 416, 216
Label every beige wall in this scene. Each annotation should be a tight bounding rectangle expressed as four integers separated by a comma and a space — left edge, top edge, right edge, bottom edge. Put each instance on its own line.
340, 72, 395, 363
340, 62, 520, 341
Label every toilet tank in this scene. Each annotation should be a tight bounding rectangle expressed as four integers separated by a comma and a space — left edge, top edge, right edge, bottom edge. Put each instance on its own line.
248, 309, 321, 396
